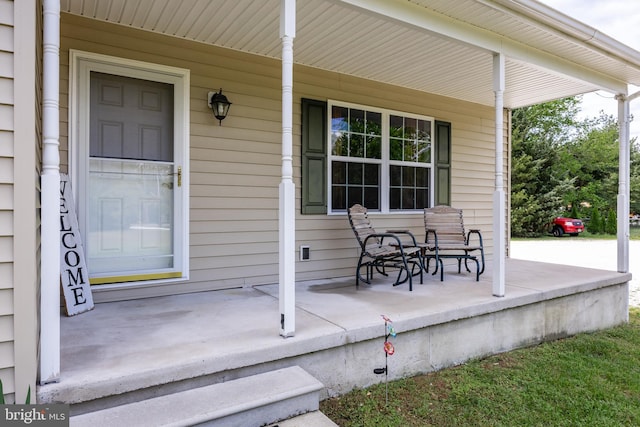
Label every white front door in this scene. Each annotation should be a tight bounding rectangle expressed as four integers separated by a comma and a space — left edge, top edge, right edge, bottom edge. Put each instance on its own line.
71, 51, 190, 286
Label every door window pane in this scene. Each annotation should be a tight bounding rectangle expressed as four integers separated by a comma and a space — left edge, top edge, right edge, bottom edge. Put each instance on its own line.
90, 72, 173, 161
88, 159, 174, 273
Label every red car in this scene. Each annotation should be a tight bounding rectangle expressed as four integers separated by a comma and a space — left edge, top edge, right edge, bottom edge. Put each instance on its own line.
552, 217, 585, 237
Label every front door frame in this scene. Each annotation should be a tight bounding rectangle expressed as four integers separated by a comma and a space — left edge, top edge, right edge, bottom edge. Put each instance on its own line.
68, 50, 190, 290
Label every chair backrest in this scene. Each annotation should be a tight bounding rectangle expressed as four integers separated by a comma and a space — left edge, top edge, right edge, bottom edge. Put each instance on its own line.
424, 205, 466, 245
348, 204, 380, 250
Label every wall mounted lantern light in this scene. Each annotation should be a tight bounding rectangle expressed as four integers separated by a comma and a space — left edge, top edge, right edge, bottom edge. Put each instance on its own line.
207, 89, 232, 125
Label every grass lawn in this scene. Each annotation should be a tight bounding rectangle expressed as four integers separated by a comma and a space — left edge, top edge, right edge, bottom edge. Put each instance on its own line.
321, 308, 640, 427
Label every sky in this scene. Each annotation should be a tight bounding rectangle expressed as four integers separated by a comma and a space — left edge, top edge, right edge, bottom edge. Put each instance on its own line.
538, 0, 640, 137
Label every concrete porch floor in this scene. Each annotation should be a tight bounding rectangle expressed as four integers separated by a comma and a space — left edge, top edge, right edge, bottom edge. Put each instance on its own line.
38, 258, 631, 414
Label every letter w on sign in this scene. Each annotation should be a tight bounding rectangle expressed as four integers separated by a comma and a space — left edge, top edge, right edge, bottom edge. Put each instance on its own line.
60, 174, 94, 316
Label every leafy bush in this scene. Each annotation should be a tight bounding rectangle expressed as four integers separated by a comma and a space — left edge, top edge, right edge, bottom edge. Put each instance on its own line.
0, 380, 31, 404
605, 209, 617, 234
588, 208, 603, 234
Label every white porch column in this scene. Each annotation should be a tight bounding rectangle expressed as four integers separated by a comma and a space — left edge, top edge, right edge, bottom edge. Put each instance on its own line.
616, 94, 630, 273
492, 53, 506, 297
40, 0, 61, 384
279, 0, 296, 337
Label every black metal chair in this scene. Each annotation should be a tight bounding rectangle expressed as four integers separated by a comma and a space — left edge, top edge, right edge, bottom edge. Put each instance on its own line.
423, 205, 485, 281
347, 204, 423, 290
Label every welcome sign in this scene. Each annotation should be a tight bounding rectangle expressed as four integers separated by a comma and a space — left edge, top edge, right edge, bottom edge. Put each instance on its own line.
60, 174, 94, 316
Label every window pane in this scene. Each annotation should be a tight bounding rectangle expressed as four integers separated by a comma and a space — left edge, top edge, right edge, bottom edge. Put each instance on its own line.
332, 161, 346, 184
331, 106, 348, 156
90, 73, 174, 162
416, 188, 428, 209
366, 136, 381, 159
404, 141, 416, 162
364, 187, 379, 210
88, 159, 174, 272
332, 106, 348, 132
402, 166, 415, 186
417, 141, 431, 163
390, 115, 403, 138
332, 186, 346, 210
350, 109, 365, 133
389, 188, 400, 210
390, 165, 401, 186
402, 188, 414, 210
366, 111, 381, 135
364, 163, 379, 185
350, 134, 364, 157
332, 133, 347, 156
390, 139, 403, 161
348, 162, 363, 184
418, 119, 431, 141
416, 167, 429, 187
348, 187, 363, 208
405, 118, 417, 140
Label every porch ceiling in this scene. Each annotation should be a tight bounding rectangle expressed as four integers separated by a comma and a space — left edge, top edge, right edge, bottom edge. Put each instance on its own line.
60, 0, 640, 108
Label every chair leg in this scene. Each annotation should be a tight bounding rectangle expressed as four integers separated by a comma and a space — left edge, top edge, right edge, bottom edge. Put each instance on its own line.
409, 253, 424, 285
404, 256, 413, 291
356, 254, 371, 287
428, 251, 441, 278
463, 253, 472, 273
425, 256, 433, 273
464, 250, 485, 276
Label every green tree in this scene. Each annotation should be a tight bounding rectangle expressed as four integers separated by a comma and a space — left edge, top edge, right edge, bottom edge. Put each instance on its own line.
630, 140, 640, 214
588, 208, 603, 234
511, 97, 581, 236
605, 209, 617, 235
569, 203, 579, 219
558, 113, 619, 216
511, 98, 640, 237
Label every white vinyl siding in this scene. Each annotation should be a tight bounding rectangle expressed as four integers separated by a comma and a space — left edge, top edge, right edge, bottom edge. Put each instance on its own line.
59, 13, 504, 300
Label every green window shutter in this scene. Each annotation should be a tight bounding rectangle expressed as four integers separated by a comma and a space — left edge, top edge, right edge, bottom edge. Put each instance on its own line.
301, 98, 327, 214
435, 120, 451, 206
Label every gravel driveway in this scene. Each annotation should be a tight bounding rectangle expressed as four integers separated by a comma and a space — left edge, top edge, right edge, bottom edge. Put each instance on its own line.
510, 239, 640, 307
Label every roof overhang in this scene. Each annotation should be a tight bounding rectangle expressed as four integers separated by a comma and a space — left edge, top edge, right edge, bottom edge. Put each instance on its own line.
60, 0, 640, 108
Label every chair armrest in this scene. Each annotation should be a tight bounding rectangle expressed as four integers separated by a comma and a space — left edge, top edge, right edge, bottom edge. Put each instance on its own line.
363, 232, 406, 252
424, 229, 439, 248
425, 228, 438, 241
466, 229, 483, 246
386, 229, 419, 246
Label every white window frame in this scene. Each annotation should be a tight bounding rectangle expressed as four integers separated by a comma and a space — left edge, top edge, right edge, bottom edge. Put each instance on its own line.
327, 100, 435, 214
68, 50, 190, 287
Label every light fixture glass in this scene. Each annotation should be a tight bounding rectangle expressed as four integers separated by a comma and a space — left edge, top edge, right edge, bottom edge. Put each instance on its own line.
208, 89, 231, 125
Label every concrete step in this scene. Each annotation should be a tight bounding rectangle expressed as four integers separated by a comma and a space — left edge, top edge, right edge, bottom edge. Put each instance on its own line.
267, 410, 338, 427
69, 366, 324, 427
